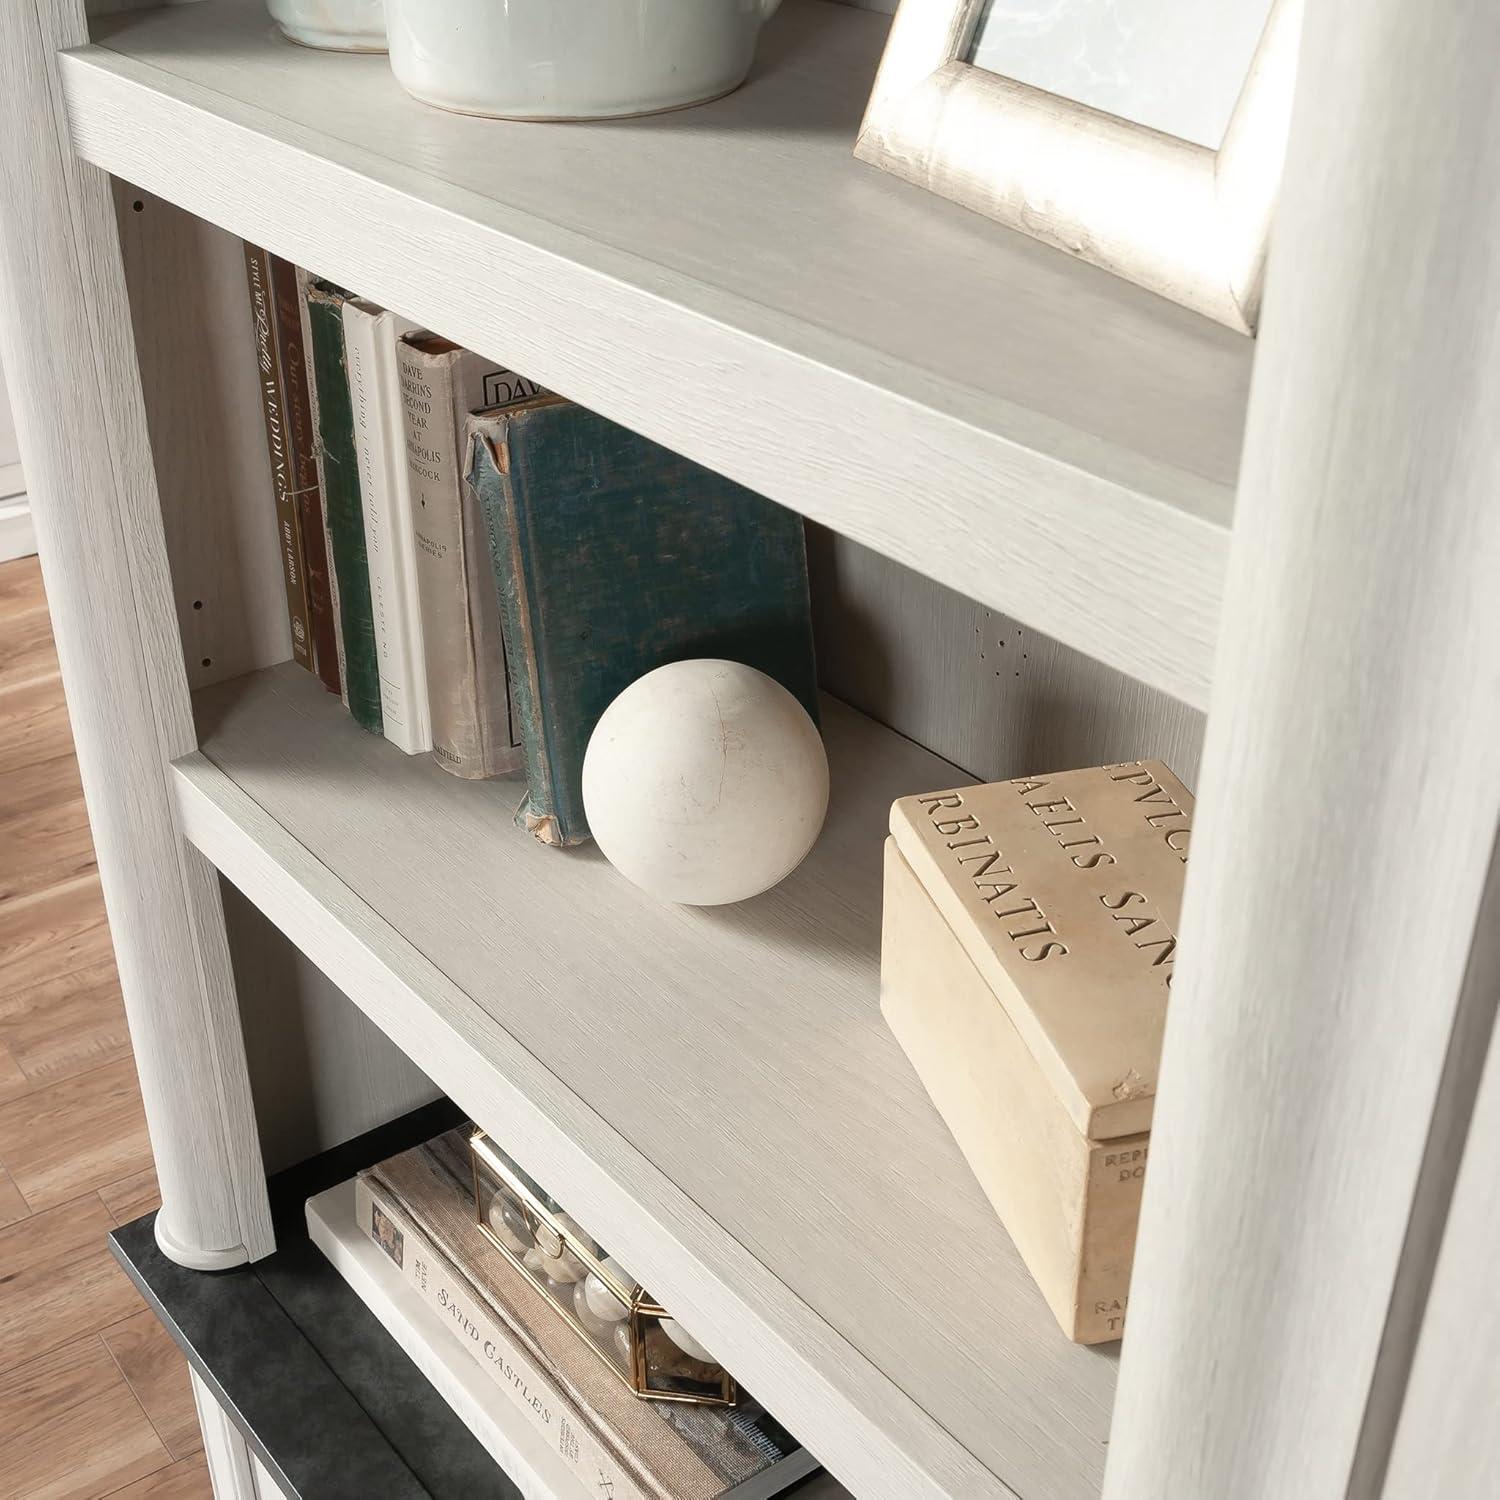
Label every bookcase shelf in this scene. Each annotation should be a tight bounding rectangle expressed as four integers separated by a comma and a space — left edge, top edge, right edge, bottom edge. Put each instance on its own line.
173, 663, 1118, 1500
60, 0, 1249, 711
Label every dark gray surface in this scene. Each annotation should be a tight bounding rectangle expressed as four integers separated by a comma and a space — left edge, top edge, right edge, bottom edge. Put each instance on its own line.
110, 1100, 518, 1500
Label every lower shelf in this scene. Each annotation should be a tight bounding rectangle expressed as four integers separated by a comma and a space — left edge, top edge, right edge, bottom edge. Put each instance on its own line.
117, 1104, 850, 1500
111, 1101, 512, 1500
174, 663, 1118, 1499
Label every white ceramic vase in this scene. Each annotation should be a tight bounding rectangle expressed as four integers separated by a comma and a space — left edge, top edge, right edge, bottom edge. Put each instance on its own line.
267, 0, 386, 53
385, 0, 784, 120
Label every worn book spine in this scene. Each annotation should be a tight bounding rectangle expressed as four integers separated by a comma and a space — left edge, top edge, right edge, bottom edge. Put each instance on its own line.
298, 267, 348, 705
305, 279, 383, 734
243, 243, 312, 672
355, 1173, 656, 1500
272, 256, 340, 696
343, 299, 430, 753
468, 401, 818, 849
466, 403, 567, 842
397, 337, 531, 778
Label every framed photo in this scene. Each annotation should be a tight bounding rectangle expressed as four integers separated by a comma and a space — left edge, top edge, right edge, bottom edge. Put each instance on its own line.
854, 0, 1302, 334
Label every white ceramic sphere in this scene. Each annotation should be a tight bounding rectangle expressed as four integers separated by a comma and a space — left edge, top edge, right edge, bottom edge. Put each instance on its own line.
582, 660, 828, 906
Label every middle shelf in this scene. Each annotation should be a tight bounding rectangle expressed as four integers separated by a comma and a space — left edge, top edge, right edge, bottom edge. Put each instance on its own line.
173, 661, 1119, 1500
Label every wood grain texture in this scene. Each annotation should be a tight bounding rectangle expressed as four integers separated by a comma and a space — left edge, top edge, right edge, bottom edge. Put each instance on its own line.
1104, 1, 1500, 1494
1382, 842, 1500, 1496
103, 1309, 204, 1462
177, 663, 1118, 1500
0, 959, 130, 1101
0, 744, 86, 820
0, 781, 96, 902
0, 561, 59, 689
107, 1456, 213, 1500
0, 0, 272, 1264
99, 1165, 164, 1227
0, 674, 76, 775
0, 1336, 172, 1500
61, 0, 1249, 708
0, 1196, 143, 1368
0, 1055, 152, 1212
0, 875, 113, 997
0, 1161, 28, 1228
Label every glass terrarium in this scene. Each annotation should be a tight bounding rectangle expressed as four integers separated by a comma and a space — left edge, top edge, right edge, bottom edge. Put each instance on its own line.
469, 1129, 736, 1406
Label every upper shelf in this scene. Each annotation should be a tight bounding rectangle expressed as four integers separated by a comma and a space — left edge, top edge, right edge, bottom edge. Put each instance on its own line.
63, 0, 1248, 710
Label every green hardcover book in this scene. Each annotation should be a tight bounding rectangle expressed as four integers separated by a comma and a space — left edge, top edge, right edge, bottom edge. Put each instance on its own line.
466, 399, 818, 848
305, 279, 382, 735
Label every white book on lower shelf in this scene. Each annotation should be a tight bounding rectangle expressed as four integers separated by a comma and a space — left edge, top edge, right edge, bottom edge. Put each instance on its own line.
342, 298, 431, 754
307, 1180, 581, 1500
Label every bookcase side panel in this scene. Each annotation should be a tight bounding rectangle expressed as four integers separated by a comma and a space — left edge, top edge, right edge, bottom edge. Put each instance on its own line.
0, 0, 271, 1267
223, 882, 441, 1175
809, 529, 1205, 789
113, 182, 291, 691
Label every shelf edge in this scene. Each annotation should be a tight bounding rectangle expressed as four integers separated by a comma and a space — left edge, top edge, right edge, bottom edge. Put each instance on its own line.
63, 41, 1225, 709
170, 748, 1017, 1500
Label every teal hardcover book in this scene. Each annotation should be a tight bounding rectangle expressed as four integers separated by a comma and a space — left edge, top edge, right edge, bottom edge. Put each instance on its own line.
466, 400, 818, 847
305, 279, 382, 735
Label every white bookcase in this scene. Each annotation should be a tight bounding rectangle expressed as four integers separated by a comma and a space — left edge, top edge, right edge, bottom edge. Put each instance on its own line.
2, 1, 1496, 1497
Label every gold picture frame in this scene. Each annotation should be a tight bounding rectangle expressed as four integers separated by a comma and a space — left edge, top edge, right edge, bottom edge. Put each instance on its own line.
854, 0, 1302, 334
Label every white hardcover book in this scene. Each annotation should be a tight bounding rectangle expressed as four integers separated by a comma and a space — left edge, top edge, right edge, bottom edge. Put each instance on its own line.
343, 299, 432, 753
348, 1174, 657, 1500
306, 1180, 582, 1500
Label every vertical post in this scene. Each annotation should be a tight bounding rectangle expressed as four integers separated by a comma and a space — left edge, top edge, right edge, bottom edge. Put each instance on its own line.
1105, 1, 1500, 1495
0, 1, 272, 1264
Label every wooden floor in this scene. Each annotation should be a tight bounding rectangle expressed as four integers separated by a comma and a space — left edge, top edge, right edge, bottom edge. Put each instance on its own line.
0, 555, 210, 1499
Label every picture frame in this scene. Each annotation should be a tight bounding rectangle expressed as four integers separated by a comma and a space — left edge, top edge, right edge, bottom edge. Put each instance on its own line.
853, 0, 1302, 334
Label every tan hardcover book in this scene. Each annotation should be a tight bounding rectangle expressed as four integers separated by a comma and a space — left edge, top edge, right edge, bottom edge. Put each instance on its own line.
881, 761, 1191, 1342
397, 334, 536, 779
243, 243, 313, 674
360, 1132, 811, 1500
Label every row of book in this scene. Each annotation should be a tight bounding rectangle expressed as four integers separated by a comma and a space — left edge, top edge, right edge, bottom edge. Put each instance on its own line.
246, 247, 818, 848
307, 1126, 818, 1500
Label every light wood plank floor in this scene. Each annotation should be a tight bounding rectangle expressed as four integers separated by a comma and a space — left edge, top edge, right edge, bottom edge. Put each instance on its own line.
0, 555, 210, 1500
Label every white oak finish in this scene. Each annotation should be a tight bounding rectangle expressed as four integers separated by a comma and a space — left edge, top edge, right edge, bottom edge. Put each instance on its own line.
808, 530, 1205, 790
0, 0, 271, 1266
58, 0, 1251, 710
855, 0, 1299, 332
190, 1369, 261, 1500
173, 662, 1120, 1500
1382, 846, 1500, 1497
1105, 0, 1500, 1494
250, 1453, 288, 1500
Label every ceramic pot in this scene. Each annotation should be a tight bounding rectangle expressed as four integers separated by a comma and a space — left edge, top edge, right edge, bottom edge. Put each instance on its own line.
385, 0, 784, 120
267, 0, 386, 53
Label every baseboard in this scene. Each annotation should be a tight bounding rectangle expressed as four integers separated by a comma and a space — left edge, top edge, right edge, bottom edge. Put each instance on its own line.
0, 495, 34, 563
